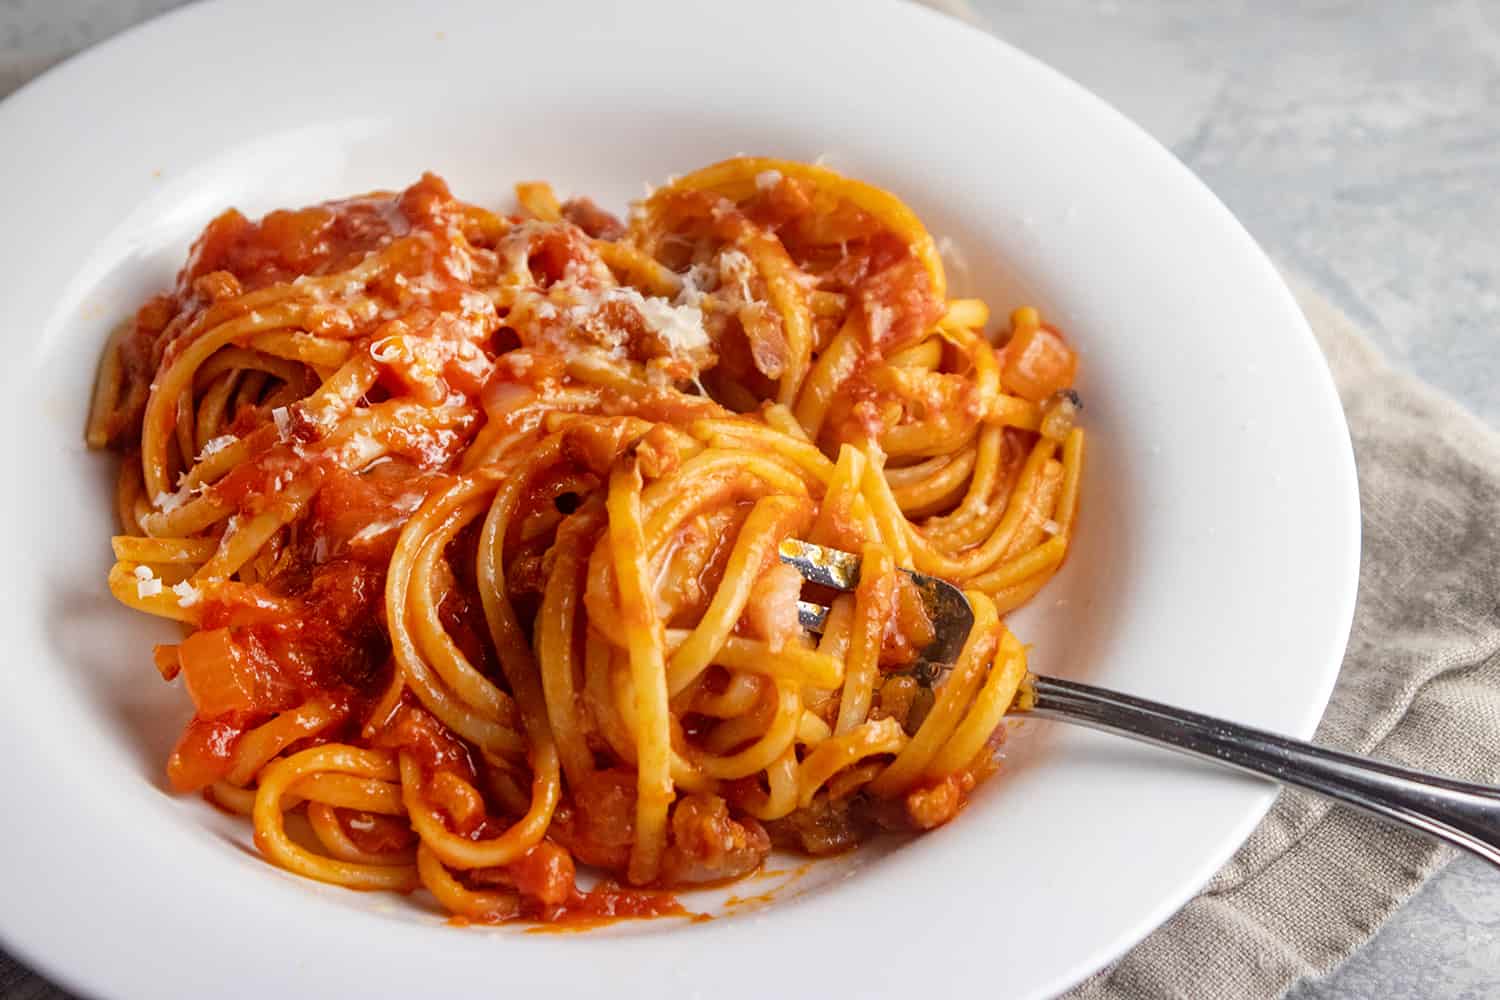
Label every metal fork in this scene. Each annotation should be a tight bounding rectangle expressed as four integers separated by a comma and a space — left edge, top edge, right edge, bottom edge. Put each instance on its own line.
779, 538, 1500, 869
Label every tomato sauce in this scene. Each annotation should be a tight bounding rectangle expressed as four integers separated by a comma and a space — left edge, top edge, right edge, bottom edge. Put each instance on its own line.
522, 882, 699, 931
102, 158, 1079, 929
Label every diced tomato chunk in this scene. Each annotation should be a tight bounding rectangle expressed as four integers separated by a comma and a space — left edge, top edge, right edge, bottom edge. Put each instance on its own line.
659, 793, 770, 885
507, 841, 576, 905
152, 643, 182, 681
549, 769, 636, 871
1001, 326, 1077, 402
257, 207, 335, 271
166, 717, 242, 792
178, 627, 294, 718
904, 774, 964, 829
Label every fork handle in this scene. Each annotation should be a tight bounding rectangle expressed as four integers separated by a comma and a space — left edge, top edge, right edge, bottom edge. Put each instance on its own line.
1025, 674, 1500, 867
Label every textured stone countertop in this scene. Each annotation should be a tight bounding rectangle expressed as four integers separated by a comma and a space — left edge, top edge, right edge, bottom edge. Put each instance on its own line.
2, 1, 1497, 997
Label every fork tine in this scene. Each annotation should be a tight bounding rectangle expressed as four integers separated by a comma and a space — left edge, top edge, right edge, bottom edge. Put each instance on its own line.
905, 571, 974, 666
797, 600, 830, 632
778, 538, 975, 671
778, 538, 861, 589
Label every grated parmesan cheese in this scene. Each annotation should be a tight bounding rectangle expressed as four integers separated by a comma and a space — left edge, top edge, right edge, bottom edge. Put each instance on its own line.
154, 490, 185, 514
272, 406, 292, 441
867, 304, 894, 342
1042, 519, 1061, 536
755, 169, 783, 192
134, 565, 163, 599
460, 290, 492, 315
196, 435, 236, 461
674, 260, 717, 310
632, 291, 709, 355
347, 815, 376, 833
719, 249, 754, 303
560, 284, 710, 358
410, 272, 446, 295
171, 580, 201, 607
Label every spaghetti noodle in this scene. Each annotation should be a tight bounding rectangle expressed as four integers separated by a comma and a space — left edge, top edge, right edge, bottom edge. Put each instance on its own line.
87, 157, 1084, 921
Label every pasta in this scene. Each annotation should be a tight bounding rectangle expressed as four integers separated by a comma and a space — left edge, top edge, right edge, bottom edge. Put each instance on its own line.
87, 157, 1084, 921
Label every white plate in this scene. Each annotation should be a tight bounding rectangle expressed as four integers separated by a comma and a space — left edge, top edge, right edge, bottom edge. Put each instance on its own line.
0, 1, 1359, 997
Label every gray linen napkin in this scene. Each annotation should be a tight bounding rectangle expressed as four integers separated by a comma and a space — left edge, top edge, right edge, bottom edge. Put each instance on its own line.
0, 961, 60, 1000
1066, 282, 1500, 999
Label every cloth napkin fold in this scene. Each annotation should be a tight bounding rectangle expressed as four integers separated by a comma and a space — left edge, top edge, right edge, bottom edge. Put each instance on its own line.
1066, 282, 1500, 999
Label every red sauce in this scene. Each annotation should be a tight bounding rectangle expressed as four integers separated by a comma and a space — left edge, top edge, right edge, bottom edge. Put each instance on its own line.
523, 881, 699, 931
167, 716, 243, 792
342, 811, 418, 855
179, 175, 459, 295
110, 162, 1057, 929
370, 702, 476, 775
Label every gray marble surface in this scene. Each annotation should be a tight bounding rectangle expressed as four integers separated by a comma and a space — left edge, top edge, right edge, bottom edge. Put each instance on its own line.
2, 0, 1497, 997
